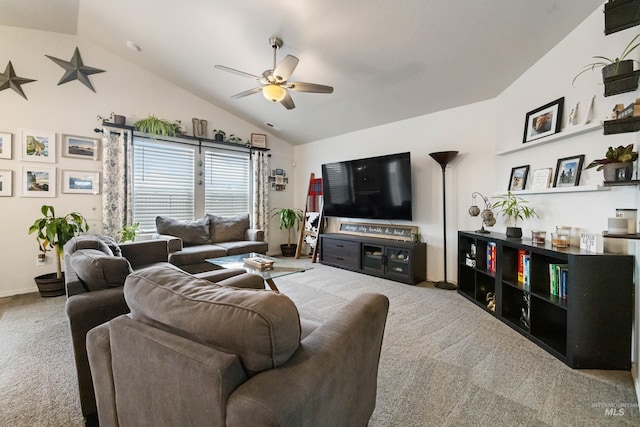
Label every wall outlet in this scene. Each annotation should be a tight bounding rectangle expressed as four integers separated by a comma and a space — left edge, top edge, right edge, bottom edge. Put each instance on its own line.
37, 253, 47, 266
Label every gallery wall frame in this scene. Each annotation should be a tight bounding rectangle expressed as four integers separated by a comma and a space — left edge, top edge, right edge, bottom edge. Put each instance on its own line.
0, 170, 12, 196
508, 165, 529, 191
553, 155, 584, 188
0, 132, 12, 159
62, 134, 100, 160
21, 165, 56, 197
523, 97, 564, 143
61, 170, 100, 194
21, 129, 56, 163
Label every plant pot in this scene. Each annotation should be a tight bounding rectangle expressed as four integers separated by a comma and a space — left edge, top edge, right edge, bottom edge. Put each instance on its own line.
113, 115, 126, 126
603, 162, 633, 182
214, 133, 224, 141
280, 244, 297, 257
34, 272, 65, 297
602, 60, 634, 80
506, 227, 522, 238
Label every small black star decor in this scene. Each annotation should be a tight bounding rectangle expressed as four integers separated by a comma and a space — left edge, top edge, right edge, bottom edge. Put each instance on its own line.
46, 47, 105, 92
0, 61, 36, 100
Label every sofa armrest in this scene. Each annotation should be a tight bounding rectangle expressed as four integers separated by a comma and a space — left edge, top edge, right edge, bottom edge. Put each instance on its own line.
86, 323, 117, 427
218, 273, 265, 289
152, 234, 183, 252
245, 228, 265, 242
119, 240, 169, 269
226, 293, 389, 426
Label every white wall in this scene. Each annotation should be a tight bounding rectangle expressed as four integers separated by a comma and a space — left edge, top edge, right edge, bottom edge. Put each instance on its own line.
0, 25, 295, 297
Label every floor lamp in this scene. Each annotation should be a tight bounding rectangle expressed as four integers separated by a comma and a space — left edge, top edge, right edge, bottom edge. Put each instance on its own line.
429, 151, 459, 290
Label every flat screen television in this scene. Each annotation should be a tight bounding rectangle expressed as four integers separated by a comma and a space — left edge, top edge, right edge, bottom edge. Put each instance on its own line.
321, 152, 413, 220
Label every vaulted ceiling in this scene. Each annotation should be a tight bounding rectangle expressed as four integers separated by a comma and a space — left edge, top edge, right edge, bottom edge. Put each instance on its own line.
1, 0, 604, 144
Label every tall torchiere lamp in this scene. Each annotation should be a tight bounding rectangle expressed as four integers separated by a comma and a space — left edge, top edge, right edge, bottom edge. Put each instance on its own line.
429, 150, 459, 290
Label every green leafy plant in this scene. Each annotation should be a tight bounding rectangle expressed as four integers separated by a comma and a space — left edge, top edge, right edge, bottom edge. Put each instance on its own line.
584, 144, 638, 171
212, 129, 226, 140
572, 33, 640, 86
492, 192, 537, 227
271, 208, 304, 246
28, 205, 89, 279
133, 115, 182, 137
119, 222, 140, 242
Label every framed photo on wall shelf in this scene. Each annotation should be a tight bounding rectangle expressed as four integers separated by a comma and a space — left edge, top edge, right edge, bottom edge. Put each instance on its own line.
0, 170, 12, 196
251, 133, 267, 148
21, 129, 56, 163
530, 168, 553, 190
21, 165, 56, 197
62, 135, 100, 160
0, 132, 12, 159
508, 165, 529, 191
523, 97, 564, 143
61, 170, 100, 194
553, 155, 584, 188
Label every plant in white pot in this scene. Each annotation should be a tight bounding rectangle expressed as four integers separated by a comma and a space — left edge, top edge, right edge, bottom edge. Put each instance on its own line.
584, 144, 638, 182
492, 192, 537, 239
271, 208, 304, 256
28, 205, 89, 297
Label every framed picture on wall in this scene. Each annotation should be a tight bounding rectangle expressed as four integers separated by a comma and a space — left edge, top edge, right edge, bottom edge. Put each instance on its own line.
508, 165, 529, 191
21, 129, 56, 163
523, 97, 564, 143
553, 155, 584, 187
0, 170, 12, 196
530, 168, 553, 190
62, 135, 100, 160
251, 133, 267, 148
0, 132, 12, 159
61, 170, 100, 194
21, 165, 56, 197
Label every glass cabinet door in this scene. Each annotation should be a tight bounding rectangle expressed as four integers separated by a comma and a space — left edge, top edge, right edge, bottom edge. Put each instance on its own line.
362, 244, 384, 272
386, 248, 410, 277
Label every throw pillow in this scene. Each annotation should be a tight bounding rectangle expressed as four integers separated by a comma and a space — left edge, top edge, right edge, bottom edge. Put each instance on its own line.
70, 249, 133, 291
207, 213, 249, 243
155, 216, 211, 246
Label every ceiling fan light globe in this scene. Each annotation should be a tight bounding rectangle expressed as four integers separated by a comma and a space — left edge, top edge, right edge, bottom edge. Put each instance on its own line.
263, 84, 286, 102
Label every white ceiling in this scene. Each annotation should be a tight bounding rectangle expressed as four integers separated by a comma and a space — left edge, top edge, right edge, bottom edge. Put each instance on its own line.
2, 0, 604, 145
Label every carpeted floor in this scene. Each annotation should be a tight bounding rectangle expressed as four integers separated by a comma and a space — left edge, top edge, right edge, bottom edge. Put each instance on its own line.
1, 261, 639, 426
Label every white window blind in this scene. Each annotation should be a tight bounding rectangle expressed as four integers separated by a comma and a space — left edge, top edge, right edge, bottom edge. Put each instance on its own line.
132, 139, 195, 232
204, 150, 250, 216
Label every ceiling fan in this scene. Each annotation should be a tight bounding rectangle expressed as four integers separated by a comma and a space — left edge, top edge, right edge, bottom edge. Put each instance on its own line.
215, 37, 333, 110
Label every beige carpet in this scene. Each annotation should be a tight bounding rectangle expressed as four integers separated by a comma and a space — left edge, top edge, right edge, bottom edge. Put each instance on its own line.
1, 261, 639, 426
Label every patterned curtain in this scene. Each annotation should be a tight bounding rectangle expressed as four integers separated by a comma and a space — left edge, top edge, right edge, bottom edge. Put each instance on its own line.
102, 128, 132, 239
252, 151, 270, 241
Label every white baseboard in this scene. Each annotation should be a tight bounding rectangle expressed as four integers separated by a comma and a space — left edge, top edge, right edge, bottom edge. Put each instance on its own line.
0, 286, 38, 298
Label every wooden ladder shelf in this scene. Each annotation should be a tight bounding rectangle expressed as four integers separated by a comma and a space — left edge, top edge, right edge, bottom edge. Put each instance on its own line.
295, 173, 324, 262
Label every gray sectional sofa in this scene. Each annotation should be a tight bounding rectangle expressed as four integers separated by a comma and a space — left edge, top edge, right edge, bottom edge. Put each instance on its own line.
154, 213, 269, 273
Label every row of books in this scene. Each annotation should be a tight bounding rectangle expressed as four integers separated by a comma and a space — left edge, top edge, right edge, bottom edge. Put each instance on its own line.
549, 263, 568, 300
517, 249, 531, 290
486, 242, 496, 274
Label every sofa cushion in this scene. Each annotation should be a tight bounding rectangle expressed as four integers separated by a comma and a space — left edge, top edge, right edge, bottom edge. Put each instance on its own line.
208, 214, 249, 243
215, 241, 268, 256
70, 249, 133, 291
156, 216, 211, 246
124, 264, 301, 375
168, 244, 228, 267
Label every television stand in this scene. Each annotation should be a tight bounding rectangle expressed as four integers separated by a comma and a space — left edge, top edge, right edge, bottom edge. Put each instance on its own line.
319, 233, 426, 285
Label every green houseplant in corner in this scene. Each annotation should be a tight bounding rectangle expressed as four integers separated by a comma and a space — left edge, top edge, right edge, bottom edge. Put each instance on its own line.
28, 205, 89, 297
492, 192, 537, 239
271, 207, 304, 257
584, 144, 638, 182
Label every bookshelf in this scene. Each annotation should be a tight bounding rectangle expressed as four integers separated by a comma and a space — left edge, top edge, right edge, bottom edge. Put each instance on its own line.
458, 231, 634, 369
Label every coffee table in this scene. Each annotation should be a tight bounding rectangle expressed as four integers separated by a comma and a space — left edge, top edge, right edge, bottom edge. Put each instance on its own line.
205, 253, 309, 291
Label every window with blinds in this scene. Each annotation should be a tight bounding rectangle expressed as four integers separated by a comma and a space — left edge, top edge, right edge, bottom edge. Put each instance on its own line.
204, 150, 250, 216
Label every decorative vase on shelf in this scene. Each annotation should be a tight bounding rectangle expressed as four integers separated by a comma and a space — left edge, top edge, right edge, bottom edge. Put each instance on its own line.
603, 162, 633, 182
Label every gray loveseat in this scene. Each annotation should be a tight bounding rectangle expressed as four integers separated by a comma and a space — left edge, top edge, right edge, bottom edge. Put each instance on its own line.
63, 235, 264, 425
87, 265, 390, 426
154, 213, 268, 273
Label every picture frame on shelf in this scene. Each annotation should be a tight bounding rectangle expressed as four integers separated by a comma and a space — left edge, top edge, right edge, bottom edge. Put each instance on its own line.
0, 170, 12, 196
553, 155, 584, 188
61, 134, 100, 160
523, 97, 564, 143
530, 168, 553, 190
61, 170, 100, 194
0, 132, 12, 159
21, 129, 56, 163
21, 165, 56, 197
251, 133, 267, 148
508, 165, 529, 191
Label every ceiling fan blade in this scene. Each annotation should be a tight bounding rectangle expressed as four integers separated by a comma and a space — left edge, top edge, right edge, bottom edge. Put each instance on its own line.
287, 81, 334, 93
231, 87, 263, 99
215, 65, 261, 80
273, 55, 299, 82
280, 91, 296, 110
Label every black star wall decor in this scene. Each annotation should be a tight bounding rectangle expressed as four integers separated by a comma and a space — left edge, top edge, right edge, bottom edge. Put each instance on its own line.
46, 47, 105, 92
0, 61, 36, 100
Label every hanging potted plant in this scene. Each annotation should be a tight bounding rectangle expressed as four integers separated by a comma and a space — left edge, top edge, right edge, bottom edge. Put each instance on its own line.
271, 208, 304, 256
492, 192, 538, 239
584, 144, 638, 182
28, 205, 89, 297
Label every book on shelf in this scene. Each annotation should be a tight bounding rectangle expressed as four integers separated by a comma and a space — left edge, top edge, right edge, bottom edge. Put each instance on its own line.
243, 257, 275, 270
548, 263, 568, 299
486, 242, 497, 273
523, 254, 530, 291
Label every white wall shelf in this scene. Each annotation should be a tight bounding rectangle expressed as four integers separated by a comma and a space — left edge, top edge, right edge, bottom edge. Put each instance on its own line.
494, 185, 610, 196
495, 122, 603, 156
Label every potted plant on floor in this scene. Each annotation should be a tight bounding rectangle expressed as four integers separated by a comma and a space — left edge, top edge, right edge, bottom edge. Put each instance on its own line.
584, 144, 638, 182
271, 207, 304, 256
492, 192, 537, 238
28, 205, 89, 297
